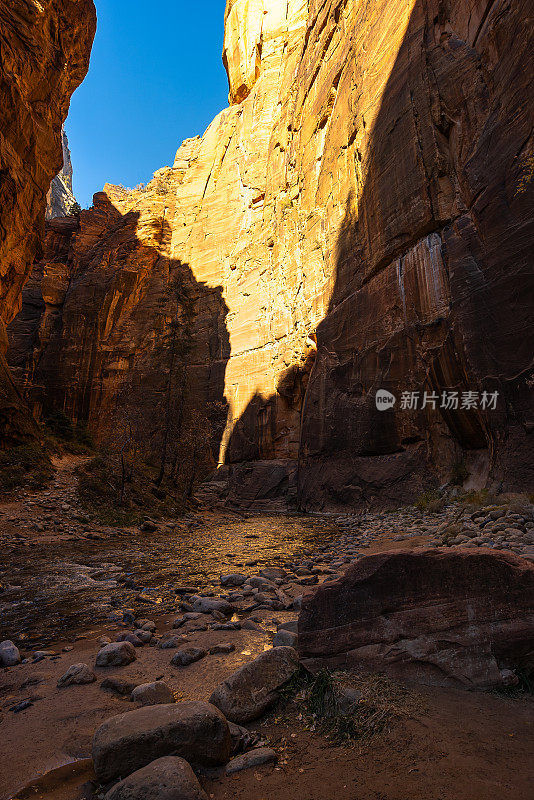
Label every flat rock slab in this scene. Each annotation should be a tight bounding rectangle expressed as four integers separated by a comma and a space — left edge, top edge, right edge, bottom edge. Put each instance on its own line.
226, 747, 277, 774
209, 646, 300, 723
92, 701, 231, 782
298, 549, 534, 688
104, 756, 208, 800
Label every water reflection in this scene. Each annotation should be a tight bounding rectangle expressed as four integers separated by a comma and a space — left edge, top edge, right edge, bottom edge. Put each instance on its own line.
0, 515, 337, 646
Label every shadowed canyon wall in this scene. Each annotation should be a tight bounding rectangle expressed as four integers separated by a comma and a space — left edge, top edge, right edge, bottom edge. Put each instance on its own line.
0, 0, 96, 445
8, 0, 534, 507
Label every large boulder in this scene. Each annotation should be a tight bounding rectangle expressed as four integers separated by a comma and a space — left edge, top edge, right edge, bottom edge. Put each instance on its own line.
298, 549, 534, 688
209, 646, 300, 723
92, 701, 232, 782
104, 756, 207, 800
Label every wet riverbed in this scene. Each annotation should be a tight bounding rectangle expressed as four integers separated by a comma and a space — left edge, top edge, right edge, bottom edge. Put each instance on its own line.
0, 514, 339, 647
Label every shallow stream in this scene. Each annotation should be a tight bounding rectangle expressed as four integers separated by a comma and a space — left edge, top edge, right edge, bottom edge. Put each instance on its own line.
0, 514, 338, 646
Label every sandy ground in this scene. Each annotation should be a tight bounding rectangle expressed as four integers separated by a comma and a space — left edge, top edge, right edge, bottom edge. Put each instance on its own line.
2, 610, 533, 800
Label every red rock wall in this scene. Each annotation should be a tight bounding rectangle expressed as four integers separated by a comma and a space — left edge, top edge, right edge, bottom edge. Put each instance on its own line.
0, 0, 96, 445
8, 0, 534, 504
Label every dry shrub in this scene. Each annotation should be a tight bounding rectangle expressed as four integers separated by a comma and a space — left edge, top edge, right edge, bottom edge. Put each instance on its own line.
279, 669, 422, 746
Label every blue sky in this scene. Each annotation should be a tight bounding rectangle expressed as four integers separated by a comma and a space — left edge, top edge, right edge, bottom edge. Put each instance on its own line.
67, 1, 229, 208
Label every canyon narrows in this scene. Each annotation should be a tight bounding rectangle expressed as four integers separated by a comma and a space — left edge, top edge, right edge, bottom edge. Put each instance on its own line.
1, 3, 534, 800
5, 0, 534, 508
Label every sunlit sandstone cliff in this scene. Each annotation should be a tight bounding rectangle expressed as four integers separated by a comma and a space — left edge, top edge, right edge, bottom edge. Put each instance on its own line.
46, 128, 78, 220
9, 0, 534, 507
0, 0, 96, 445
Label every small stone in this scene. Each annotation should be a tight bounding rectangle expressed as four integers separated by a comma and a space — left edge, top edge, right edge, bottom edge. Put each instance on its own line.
336, 685, 363, 713
297, 575, 319, 586
57, 663, 96, 687
0, 640, 21, 666
138, 620, 157, 632
116, 632, 144, 647
11, 699, 33, 713
170, 648, 207, 667
133, 629, 153, 643
158, 635, 187, 649
500, 669, 519, 686
131, 681, 175, 706
220, 573, 247, 587
209, 643, 236, 655
225, 747, 277, 774
33, 650, 56, 661
96, 642, 137, 668
241, 620, 263, 631
191, 596, 234, 615
101, 677, 140, 696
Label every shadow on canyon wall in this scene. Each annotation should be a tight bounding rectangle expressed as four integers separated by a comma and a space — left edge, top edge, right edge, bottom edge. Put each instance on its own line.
8, 194, 231, 471
224, 0, 534, 509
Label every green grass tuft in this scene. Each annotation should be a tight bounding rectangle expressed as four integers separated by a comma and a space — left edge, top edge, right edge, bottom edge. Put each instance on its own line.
415, 491, 445, 514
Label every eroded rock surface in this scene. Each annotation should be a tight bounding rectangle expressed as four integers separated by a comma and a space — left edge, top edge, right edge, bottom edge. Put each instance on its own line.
7, 0, 534, 502
298, 549, 534, 688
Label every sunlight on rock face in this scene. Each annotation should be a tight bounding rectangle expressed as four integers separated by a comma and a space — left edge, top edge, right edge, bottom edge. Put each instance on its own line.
7, 0, 533, 503
170, 0, 418, 465
223, 0, 307, 104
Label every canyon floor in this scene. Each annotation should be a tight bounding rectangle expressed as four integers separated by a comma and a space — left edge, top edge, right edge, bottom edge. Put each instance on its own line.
0, 458, 533, 800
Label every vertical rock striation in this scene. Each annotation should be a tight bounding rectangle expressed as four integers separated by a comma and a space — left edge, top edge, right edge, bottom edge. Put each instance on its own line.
0, 0, 96, 445
8, 0, 534, 504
